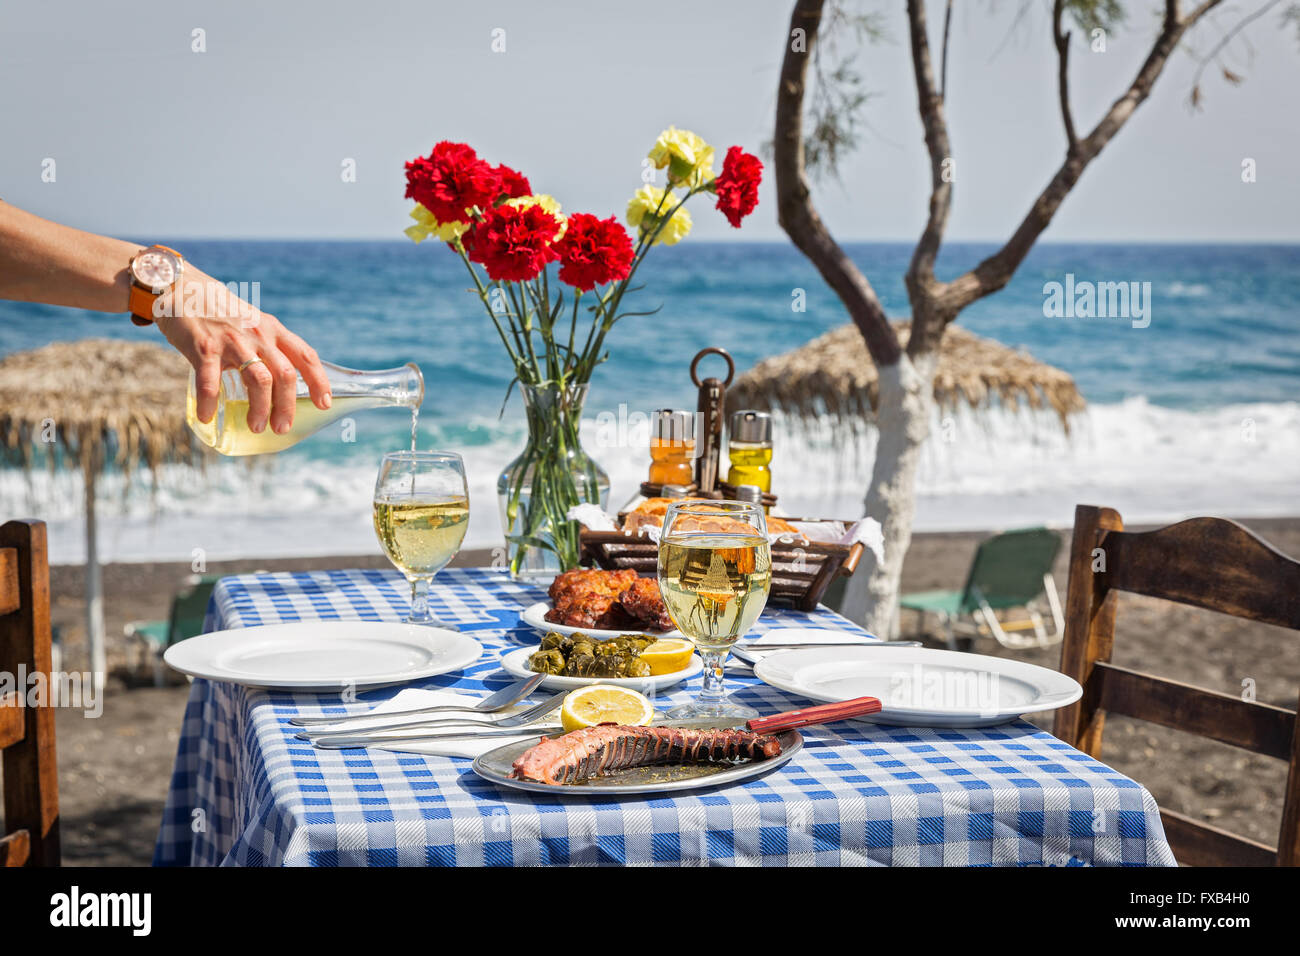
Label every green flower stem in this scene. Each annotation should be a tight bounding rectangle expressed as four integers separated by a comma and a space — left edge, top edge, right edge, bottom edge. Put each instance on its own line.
455, 245, 525, 375
565, 292, 581, 382
504, 282, 541, 380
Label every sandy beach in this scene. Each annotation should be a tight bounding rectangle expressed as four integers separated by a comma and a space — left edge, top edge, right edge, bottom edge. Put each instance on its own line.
43, 516, 1300, 866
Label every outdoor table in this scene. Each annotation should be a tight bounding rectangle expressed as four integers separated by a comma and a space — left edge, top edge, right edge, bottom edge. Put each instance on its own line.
154, 567, 1176, 866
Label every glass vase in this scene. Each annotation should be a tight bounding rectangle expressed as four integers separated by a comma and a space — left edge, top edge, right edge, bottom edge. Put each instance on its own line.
496, 382, 610, 581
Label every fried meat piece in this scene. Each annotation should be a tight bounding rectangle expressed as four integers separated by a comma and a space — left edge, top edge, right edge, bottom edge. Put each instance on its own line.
618, 577, 674, 632
544, 591, 636, 630
548, 568, 637, 604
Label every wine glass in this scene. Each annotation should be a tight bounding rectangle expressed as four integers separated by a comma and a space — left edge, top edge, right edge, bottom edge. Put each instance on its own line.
373, 451, 470, 628
657, 499, 772, 720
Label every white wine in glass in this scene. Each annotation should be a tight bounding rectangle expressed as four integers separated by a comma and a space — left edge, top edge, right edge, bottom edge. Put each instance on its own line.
373, 451, 469, 628
658, 500, 772, 720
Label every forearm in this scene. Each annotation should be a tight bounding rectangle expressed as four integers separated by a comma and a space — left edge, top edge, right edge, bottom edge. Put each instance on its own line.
0, 199, 331, 432
0, 200, 142, 313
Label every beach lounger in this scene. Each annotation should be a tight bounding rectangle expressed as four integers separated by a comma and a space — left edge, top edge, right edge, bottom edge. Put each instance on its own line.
126, 574, 219, 687
899, 526, 1064, 650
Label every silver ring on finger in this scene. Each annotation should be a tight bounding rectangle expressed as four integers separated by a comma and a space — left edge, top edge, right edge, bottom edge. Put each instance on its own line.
237, 356, 266, 374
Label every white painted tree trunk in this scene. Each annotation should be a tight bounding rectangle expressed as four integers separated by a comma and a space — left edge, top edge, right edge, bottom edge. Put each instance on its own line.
839, 352, 937, 638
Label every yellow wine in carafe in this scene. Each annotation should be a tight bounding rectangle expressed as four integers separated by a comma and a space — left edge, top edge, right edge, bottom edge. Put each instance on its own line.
184, 361, 423, 456
186, 391, 376, 456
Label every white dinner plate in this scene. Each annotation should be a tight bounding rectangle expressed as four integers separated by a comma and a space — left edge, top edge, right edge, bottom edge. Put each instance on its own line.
164, 621, 483, 690
501, 645, 701, 692
754, 646, 1082, 727
519, 601, 683, 641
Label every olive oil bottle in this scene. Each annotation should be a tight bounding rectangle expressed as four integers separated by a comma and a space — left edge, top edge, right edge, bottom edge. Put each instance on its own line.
725, 410, 773, 493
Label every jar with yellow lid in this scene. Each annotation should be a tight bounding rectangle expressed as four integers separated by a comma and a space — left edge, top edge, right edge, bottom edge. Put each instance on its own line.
726, 410, 772, 493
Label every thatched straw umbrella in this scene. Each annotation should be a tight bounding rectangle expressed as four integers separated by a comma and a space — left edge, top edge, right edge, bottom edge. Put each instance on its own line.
0, 339, 202, 688
727, 321, 1085, 429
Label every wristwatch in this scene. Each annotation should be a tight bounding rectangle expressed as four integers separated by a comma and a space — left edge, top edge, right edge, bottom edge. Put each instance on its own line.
127, 245, 184, 326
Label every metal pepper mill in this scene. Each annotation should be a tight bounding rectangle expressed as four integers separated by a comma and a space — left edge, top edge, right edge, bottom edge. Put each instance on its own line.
689, 347, 734, 495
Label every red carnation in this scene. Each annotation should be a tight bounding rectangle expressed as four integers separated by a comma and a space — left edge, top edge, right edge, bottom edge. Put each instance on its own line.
554, 213, 635, 292
714, 146, 763, 228
404, 141, 500, 224
462, 203, 562, 282
495, 164, 532, 202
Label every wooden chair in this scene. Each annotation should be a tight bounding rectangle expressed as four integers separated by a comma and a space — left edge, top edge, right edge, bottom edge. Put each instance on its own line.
1053, 505, 1300, 866
0, 519, 60, 866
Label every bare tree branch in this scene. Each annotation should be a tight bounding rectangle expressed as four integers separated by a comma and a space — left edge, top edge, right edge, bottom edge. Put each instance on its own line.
775, 0, 901, 367
940, 0, 954, 99
1187, 0, 1224, 18
1188, 0, 1284, 106
903, 0, 956, 356
1053, 0, 1081, 154
941, 0, 1226, 313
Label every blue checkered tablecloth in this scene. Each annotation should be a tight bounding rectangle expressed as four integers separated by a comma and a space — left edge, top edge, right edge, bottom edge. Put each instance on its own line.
153, 567, 1176, 867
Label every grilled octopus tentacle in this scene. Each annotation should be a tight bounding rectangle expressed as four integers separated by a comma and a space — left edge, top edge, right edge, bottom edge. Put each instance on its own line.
510, 725, 782, 785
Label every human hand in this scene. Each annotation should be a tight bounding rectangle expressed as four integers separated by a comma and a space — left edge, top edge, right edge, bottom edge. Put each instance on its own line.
155, 268, 331, 434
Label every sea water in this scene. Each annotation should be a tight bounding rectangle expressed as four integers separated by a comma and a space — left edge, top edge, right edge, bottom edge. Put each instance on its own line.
2, 240, 1296, 564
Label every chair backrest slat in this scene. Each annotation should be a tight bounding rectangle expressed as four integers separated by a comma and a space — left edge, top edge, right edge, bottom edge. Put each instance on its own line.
1053, 504, 1300, 867
1160, 808, 1277, 867
0, 519, 60, 867
1102, 518, 1300, 629
1095, 662, 1295, 760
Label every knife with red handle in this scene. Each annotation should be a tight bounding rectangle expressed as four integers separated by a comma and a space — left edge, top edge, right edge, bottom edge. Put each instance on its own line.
745, 696, 883, 735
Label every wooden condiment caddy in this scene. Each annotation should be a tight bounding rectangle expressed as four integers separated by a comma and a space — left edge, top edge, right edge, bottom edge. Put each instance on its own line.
577, 347, 865, 611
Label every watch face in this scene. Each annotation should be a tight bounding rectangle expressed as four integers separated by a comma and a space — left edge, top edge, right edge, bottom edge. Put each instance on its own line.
132, 249, 179, 291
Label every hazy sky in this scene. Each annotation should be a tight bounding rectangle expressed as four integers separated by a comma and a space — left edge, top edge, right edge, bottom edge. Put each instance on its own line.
2, 0, 1296, 242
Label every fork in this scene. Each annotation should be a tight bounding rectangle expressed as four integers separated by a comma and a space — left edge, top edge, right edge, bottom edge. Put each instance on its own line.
288, 673, 544, 728
298, 689, 569, 743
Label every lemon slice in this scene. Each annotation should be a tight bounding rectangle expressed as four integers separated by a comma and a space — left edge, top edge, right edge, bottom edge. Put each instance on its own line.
560, 684, 655, 732
638, 638, 695, 675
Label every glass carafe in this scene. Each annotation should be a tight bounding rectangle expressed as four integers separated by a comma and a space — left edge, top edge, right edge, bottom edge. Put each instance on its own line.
186, 361, 424, 456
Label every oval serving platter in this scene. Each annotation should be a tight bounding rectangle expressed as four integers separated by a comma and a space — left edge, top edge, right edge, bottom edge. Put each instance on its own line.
472, 728, 803, 796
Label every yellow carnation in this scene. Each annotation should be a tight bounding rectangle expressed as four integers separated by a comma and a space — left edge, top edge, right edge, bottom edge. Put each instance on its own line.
404, 204, 469, 243
626, 185, 692, 246
504, 193, 567, 240
648, 126, 715, 188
